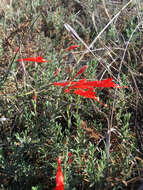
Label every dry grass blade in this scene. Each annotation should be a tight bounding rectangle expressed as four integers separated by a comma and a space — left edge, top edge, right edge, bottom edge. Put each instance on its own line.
77, 0, 134, 63
64, 23, 116, 77
102, 0, 111, 20
110, 20, 143, 167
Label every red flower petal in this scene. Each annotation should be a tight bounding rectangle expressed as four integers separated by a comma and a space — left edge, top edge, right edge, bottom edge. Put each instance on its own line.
74, 88, 96, 99
84, 78, 119, 88
70, 78, 124, 88
66, 45, 80, 51
54, 157, 64, 190
54, 79, 86, 87
54, 81, 70, 87
14, 48, 19, 53
17, 56, 47, 63
73, 65, 88, 79
74, 88, 105, 106
54, 78, 126, 89
67, 152, 73, 165
64, 88, 71, 93
68, 152, 72, 157
33, 92, 37, 101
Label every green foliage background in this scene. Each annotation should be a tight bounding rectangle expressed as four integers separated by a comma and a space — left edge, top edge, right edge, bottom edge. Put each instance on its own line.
0, 0, 143, 189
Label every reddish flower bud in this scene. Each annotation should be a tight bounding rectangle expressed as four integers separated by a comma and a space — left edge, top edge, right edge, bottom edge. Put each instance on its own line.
54, 157, 64, 190
17, 56, 47, 63
66, 45, 80, 51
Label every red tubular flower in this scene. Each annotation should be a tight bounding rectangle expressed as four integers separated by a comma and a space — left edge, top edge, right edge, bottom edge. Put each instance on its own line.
54, 157, 64, 190
84, 78, 120, 88
65, 79, 88, 92
17, 56, 47, 63
74, 88, 98, 101
54, 79, 87, 87
64, 78, 126, 90
68, 152, 72, 157
72, 65, 88, 79
54, 81, 71, 87
67, 152, 73, 165
66, 45, 80, 51
33, 92, 37, 101
74, 88, 96, 98
54, 77, 123, 89
14, 48, 19, 54
85, 78, 128, 88
53, 64, 128, 106
74, 88, 105, 106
